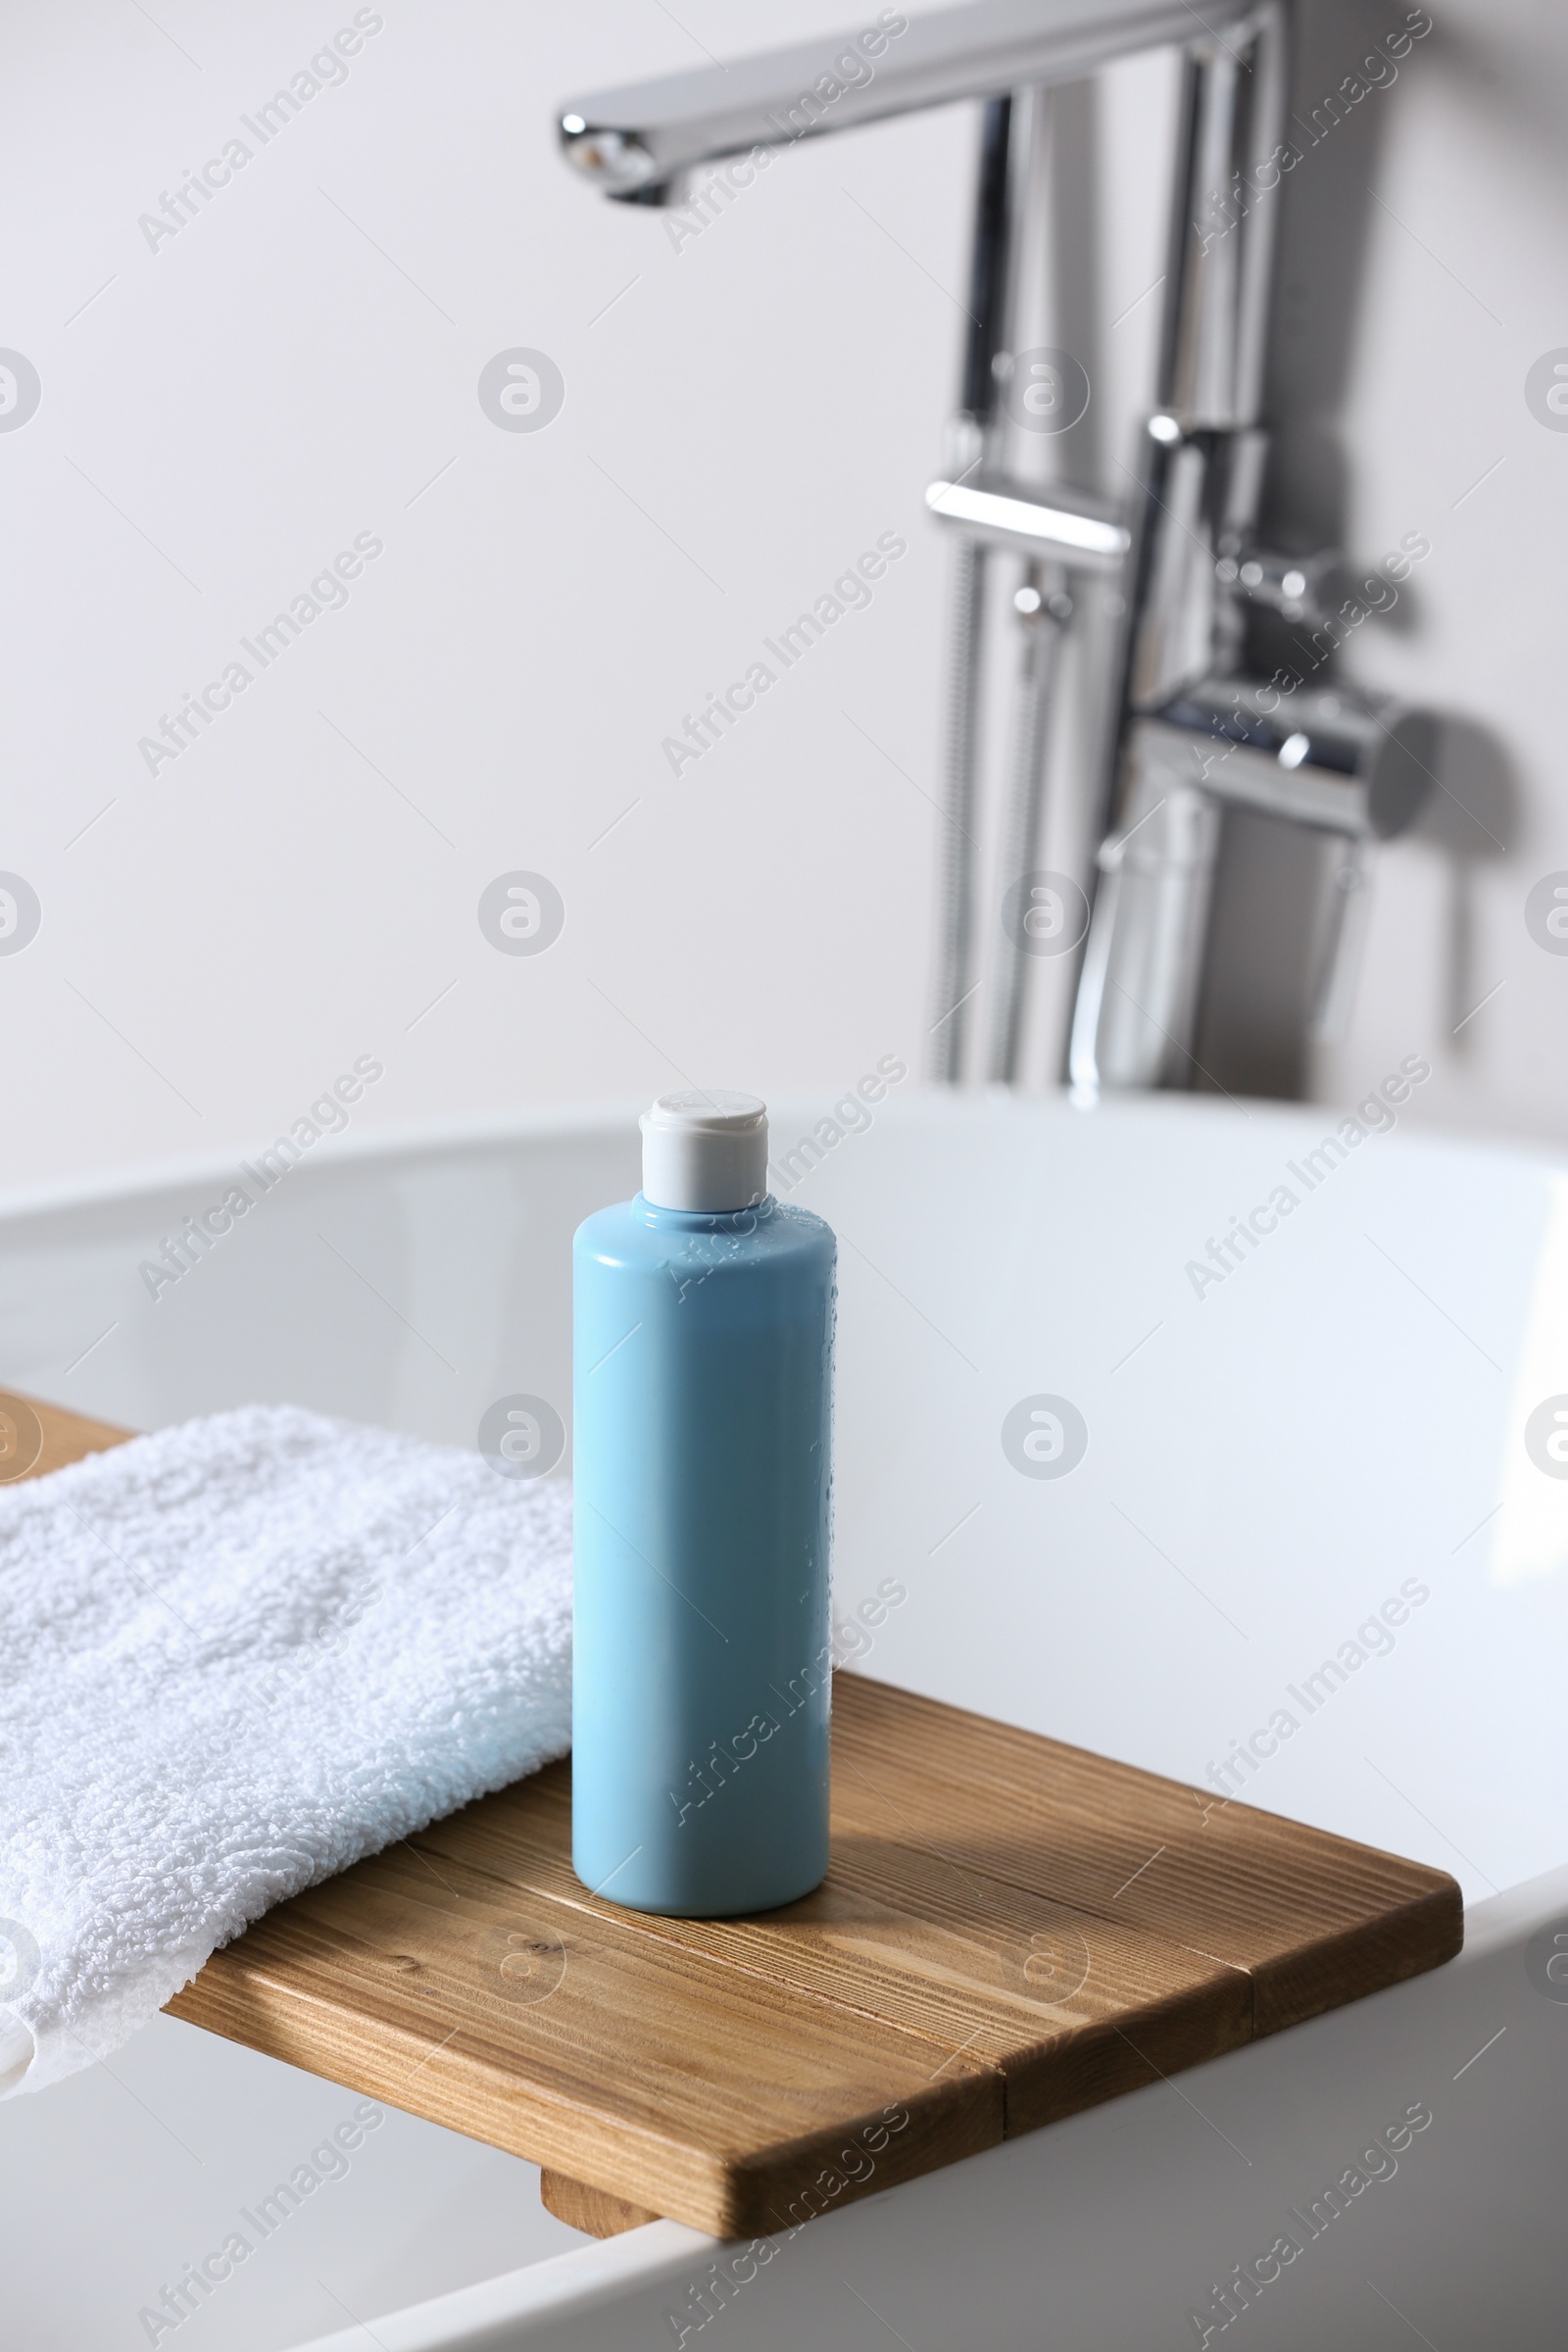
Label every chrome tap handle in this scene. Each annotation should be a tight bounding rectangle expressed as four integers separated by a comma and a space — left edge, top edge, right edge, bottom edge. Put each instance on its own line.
925, 475, 1128, 567
1075, 683, 1438, 1096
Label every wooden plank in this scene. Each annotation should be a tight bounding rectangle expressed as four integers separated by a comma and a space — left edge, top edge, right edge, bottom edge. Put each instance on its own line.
0, 1387, 128, 1482
540, 2171, 658, 2237
10, 1394, 1463, 2232
412, 1759, 1255, 2136
167, 1840, 1003, 2238
829, 1674, 1462, 2034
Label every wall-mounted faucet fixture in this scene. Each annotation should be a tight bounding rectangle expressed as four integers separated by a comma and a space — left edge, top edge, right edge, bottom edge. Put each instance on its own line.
558, 0, 1434, 1100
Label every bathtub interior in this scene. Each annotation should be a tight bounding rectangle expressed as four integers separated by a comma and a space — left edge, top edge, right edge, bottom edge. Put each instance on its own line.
0, 2014, 588, 2351
3, 1088, 1560, 1886
1, 1088, 1565, 2347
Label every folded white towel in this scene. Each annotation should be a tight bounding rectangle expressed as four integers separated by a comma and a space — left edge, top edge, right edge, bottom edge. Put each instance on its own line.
0, 1404, 572, 2096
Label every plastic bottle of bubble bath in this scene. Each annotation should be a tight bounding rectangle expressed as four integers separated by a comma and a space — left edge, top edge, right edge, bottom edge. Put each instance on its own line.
571, 1093, 835, 1917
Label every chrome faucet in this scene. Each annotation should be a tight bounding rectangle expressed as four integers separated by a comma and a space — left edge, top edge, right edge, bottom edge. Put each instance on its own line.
558, 0, 1432, 1099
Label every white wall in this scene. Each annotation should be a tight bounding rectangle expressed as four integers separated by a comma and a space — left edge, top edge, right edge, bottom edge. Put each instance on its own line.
1, 0, 1563, 1196
1309, 0, 1568, 1141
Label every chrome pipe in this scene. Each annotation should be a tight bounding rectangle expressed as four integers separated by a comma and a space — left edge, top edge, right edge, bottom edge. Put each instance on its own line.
927, 94, 1018, 1081
1066, 832, 1121, 1106
1068, 6, 1292, 1095
558, 0, 1256, 203
1086, 757, 1223, 1091
987, 578, 1070, 1081
1308, 836, 1373, 1044
1125, 7, 1287, 719
929, 534, 990, 1079
1087, 685, 1434, 1091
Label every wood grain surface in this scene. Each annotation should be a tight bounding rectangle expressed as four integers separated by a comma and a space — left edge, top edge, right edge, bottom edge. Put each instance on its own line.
540, 2169, 659, 2237
10, 1392, 1464, 2236
0, 1388, 126, 1483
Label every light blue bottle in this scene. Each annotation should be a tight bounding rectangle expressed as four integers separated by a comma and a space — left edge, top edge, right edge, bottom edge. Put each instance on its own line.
571, 1093, 835, 1917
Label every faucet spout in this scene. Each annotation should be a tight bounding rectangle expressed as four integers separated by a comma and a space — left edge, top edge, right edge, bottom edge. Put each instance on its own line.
557, 0, 1256, 201
557, 1, 1411, 1104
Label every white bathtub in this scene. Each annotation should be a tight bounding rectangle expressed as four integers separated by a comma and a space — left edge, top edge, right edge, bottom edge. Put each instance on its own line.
2, 1091, 1564, 2349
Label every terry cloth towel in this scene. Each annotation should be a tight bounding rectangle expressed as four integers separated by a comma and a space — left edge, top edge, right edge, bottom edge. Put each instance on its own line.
0, 1403, 572, 2096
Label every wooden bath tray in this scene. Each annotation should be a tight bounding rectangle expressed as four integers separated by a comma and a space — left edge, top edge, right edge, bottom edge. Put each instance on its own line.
17, 1395, 1462, 2240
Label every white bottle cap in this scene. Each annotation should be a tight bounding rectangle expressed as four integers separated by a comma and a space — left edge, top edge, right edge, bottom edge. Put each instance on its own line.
640, 1092, 768, 1211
